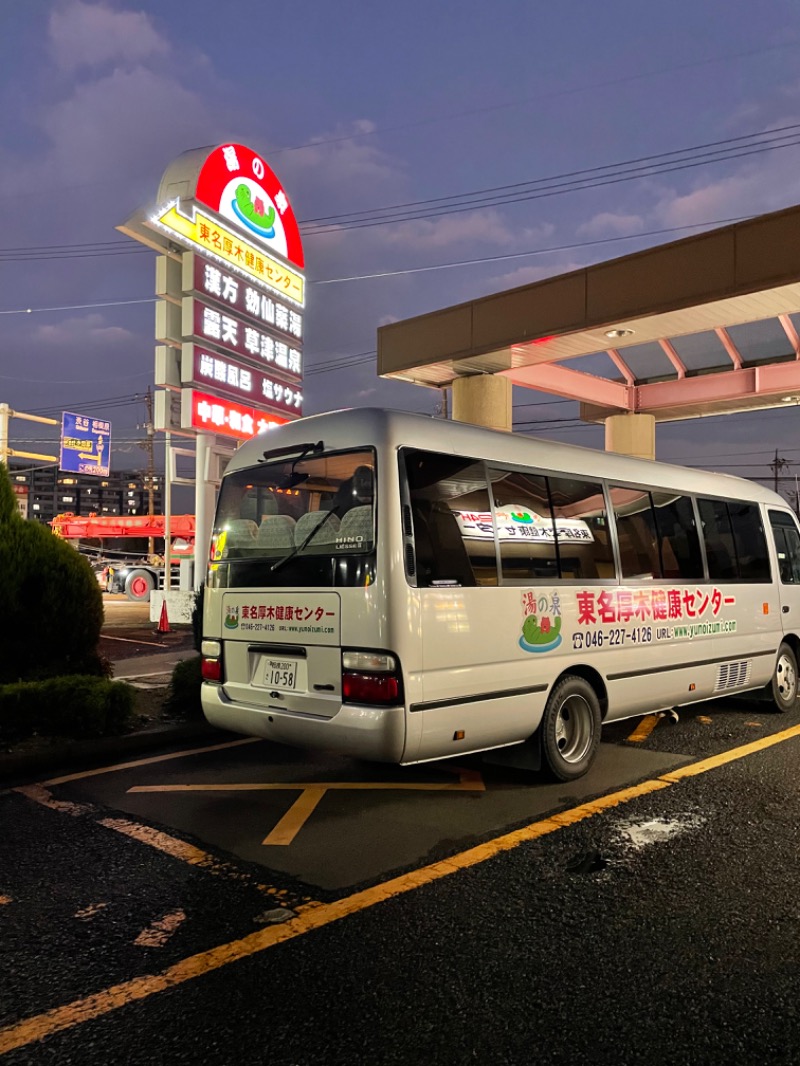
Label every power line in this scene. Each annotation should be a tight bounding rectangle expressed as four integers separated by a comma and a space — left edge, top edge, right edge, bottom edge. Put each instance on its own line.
302, 126, 800, 235
0, 215, 764, 314
301, 123, 800, 226
4, 122, 800, 267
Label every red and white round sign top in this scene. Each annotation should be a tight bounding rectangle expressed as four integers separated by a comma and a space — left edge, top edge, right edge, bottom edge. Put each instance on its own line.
195, 144, 304, 269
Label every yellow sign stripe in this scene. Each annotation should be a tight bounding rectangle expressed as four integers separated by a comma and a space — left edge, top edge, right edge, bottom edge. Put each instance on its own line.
4, 724, 800, 1054
156, 205, 304, 305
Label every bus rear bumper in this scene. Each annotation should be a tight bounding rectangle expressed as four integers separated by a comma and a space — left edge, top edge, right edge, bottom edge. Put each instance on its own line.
201, 683, 407, 763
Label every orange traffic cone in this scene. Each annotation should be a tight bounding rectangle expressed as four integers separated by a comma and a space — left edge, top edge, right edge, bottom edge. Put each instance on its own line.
157, 599, 171, 635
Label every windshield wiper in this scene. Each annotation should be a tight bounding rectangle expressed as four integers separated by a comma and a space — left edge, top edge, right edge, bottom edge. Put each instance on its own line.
260, 440, 323, 464
270, 506, 341, 574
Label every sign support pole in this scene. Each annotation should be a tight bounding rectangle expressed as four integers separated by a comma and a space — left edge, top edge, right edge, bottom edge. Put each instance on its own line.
194, 432, 215, 591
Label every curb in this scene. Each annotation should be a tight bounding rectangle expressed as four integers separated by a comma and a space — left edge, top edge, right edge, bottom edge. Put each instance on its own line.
1, 720, 227, 788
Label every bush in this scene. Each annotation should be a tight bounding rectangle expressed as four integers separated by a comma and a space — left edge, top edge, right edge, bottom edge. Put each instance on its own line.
0, 676, 136, 742
0, 463, 106, 684
165, 655, 204, 720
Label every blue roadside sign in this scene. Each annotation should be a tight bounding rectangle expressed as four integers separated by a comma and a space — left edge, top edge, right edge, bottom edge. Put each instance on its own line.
60, 412, 112, 476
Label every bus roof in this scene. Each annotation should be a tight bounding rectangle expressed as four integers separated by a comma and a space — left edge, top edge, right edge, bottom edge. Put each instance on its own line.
229, 408, 788, 506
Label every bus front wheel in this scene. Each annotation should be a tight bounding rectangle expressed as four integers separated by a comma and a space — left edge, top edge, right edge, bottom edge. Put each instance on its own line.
540, 676, 601, 781
771, 642, 798, 713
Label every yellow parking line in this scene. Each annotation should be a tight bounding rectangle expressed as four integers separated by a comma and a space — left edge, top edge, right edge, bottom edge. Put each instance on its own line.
660, 724, 800, 781
626, 715, 660, 743
128, 780, 486, 793
128, 770, 486, 846
4, 722, 800, 1055
43, 737, 262, 786
134, 911, 186, 949
0, 895, 11, 906
263, 787, 328, 845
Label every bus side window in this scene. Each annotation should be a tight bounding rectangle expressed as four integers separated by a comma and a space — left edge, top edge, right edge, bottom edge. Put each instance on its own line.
404, 450, 494, 587
769, 511, 800, 584
609, 486, 661, 580
548, 475, 614, 581
700, 498, 770, 582
650, 492, 703, 580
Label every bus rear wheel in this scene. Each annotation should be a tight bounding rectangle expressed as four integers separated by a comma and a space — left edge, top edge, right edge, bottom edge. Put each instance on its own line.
771, 642, 798, 713
541, 676, 601, 781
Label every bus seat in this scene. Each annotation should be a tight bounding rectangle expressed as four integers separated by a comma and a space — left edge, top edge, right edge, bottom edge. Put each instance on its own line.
225, 519, 258, 545
294, 510, 340, 546
256, 515, 296, 549
338, 505, 373, 543
260, 492, 279, 517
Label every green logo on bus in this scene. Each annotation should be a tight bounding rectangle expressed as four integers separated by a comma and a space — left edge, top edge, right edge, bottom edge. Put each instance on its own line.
224, 606, 240, 630
519, 612, 562, 653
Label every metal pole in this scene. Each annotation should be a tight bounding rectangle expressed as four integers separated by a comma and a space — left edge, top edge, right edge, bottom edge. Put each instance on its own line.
164, 431, 172, 587
194, 432, 214, 591
0, 404, 9, 465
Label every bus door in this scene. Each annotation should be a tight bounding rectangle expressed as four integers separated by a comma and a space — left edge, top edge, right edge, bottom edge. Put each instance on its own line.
767, 510, 800, 633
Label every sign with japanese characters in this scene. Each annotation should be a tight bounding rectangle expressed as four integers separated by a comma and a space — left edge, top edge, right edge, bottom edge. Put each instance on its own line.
182, 389, 288, 442
183, 296, 302, 381
59, 412, 111, 476
184, 345, 303, 417
127, 141, 305, 441
456, 507, 593, 542
194, 143, 304, 269
184, 252, 303, 341
220, 592, 341, 645
154, 204, 304, 304
516, 586, 739, 656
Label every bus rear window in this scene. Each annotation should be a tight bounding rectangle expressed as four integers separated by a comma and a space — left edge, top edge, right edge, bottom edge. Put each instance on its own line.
208, 449, 376, 589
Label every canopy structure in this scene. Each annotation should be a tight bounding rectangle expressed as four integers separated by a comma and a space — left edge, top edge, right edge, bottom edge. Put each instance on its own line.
377, 203, 800, 426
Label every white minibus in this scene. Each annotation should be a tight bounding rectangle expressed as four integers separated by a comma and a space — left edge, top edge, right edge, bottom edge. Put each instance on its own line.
201, 408, 800, 780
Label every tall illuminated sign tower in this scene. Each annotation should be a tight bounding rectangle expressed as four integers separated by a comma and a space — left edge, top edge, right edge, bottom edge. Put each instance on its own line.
118, 143, 305, 584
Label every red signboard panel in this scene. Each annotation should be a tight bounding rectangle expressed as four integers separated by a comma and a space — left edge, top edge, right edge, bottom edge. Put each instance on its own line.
187, 389, 289, 441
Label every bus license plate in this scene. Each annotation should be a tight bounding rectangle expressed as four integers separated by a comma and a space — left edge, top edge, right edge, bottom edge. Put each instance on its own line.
263, 658, 298, 691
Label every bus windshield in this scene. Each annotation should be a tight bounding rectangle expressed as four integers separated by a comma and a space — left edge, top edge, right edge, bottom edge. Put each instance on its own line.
208, 448, 376, 589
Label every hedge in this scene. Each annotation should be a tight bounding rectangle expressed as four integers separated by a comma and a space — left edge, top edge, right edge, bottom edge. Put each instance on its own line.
0, 676, 136, 742
0, 463, 106, 684
165, 655, 204, 720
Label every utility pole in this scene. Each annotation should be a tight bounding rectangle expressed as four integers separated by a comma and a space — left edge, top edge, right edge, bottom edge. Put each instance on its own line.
770, 449, 790, 494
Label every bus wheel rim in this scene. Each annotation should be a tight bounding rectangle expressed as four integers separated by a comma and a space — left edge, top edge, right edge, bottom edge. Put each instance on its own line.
777, 652, 797, 701
554, 695, 593, 763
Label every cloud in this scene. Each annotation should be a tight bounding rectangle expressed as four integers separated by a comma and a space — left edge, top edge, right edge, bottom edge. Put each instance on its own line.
33, 312, 136, 349
284, 121, 400, 196
577, 211, 645, 238
378, 211, 554, 253
40, 65, 214, 185
49, 1, 169, 72
651, 171, 763, 229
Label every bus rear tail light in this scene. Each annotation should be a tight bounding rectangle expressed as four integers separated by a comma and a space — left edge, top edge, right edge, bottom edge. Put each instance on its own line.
201, 640, 224, 683
342, 650, 403, 706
